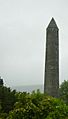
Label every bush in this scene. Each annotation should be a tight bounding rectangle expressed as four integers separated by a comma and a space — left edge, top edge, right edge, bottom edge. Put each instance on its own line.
7, 91, 68, 119
59, 80, 68, 105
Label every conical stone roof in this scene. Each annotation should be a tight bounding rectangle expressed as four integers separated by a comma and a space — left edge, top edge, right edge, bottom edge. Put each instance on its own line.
47, 18, 58, 29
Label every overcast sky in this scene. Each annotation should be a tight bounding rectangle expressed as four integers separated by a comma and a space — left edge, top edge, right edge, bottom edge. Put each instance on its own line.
0, 0, 68, 86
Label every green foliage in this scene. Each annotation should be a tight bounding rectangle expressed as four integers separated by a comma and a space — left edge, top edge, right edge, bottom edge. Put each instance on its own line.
59, 80, 68, 104
0, 86, 16, 113
7, 91, 68, 119
0, 113, 8, 119
0, 83, 68, 119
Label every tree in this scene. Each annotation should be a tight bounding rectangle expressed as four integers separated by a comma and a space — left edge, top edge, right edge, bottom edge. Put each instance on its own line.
7, 91, 68, 119
0, 77, 3, 86
59, 80, 68, 105
0, 86, 16, 113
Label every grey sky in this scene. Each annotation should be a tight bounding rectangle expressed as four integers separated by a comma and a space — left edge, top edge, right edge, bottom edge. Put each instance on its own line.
0, 0, 68, 86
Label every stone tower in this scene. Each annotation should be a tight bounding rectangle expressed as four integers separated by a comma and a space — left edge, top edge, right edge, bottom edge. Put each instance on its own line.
44, 18, 59, 97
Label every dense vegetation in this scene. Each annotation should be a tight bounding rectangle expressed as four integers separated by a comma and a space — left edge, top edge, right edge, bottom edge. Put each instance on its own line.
0, 80, 68, 119
59, 80, 68, 105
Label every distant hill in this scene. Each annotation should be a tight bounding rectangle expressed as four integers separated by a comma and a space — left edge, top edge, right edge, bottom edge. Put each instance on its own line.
11, 84, 44, 93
